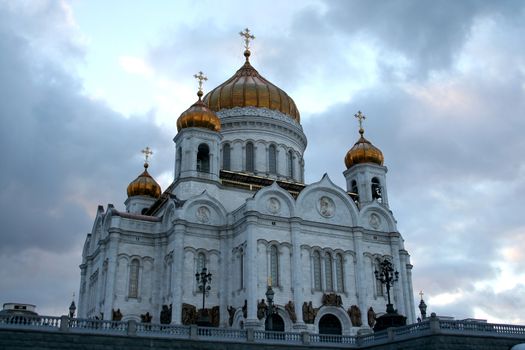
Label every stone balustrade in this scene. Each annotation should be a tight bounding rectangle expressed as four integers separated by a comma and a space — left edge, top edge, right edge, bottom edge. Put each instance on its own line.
1, 314, 524, 348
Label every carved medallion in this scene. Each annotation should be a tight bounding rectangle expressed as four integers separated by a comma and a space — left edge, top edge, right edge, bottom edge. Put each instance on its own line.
196, 206, 210, 223
318, 196, 335, 218
369, 213, 381, 229
267, 197, 281, 214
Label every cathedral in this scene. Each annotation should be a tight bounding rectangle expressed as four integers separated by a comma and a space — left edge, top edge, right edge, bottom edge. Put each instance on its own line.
77, 29, 416, 335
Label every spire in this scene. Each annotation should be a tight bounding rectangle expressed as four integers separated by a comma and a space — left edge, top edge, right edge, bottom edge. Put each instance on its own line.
239, 28, 255, 62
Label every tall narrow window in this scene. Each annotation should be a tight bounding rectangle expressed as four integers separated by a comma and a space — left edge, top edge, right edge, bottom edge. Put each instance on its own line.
371, 177, 382, 202
129, 259, 140, 298
246, 142, 254, 172
197, 144, 210, 173
336, 254, 344, 292
176, 147, 182, 178
270, 245, 279, 286
375, 259, 384, 296
240, 250, 245, 289
268, 145, 277, 174
223, 143, 231, 170
197, 252, 206, 272
313, 251, 322, 290
288, 150, 294, 178
325, 253, 333, 291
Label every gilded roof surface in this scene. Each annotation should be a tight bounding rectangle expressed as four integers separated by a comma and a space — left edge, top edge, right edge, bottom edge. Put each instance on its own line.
127, 164, 162, 199
203, 50, 300, 123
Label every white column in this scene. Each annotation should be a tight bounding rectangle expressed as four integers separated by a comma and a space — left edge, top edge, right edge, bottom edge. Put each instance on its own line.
291, 220, 305, 328
390, 238, 406, 317
171, 224, 185, 324
353, 232, 367, 318
244, 215, 259, 328
219, 229, 230, 327
103, 237, 118, 319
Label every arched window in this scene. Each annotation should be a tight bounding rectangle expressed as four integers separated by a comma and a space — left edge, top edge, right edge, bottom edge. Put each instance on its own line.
313, 251, 322, 291
270, 245, 279, 286
268, 144, 277, 174
371, 177, 382, 202
223, 143, 231, 171
197, 144, 210, 173
128, 259, 140, 298
335, 254, 344, 292
325, 253, 333, 291
288, 150, 294, 178
196, 252, 206, 273
351, 180, 359, 205
246, 142, 254, 172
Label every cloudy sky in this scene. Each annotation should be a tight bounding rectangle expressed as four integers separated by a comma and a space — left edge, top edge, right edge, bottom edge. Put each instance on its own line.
0, 0, 524, 324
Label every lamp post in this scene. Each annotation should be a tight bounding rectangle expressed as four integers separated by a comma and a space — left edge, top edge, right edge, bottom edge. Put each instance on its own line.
68, 293, 76, 318
265, 283, 275, 331
195, 267, 212, 326
418, 291, 427, 320
374, 259, 399, 314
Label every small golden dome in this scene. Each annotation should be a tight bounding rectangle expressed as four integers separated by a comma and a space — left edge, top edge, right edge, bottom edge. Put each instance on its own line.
345, 129, 384, 169
176, 90, 221, 132
127, 163, 162, 198
203, 50, 300, 122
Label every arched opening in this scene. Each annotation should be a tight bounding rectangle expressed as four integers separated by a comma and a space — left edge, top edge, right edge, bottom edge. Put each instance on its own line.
288, 150, 294, 178
350, 180, 359, 205
246, 142, 254, 172
313, 251, 322, 291
222, 143, 231, 171
319, 314, 342, 335
265, 313, 285, 332
176, 147, 182, 178
270, 245, 279, 286
268, 144, 277, 174
197, 144, 210, 173
371, 177, 382, 202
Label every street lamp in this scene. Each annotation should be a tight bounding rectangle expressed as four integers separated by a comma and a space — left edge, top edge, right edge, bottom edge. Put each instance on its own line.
265, 283, 275, 331
374, 259, 399, 314
68, 293, 76, 318
195, 267, 212, 326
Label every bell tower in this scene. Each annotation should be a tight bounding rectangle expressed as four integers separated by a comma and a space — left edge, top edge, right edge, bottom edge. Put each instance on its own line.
174, 72, 222, 182
343, 111, 389, 207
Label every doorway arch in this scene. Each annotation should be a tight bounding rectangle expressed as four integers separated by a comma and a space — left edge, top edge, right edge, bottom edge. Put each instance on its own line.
265, 313, 284, 332
318, 314, 342, 335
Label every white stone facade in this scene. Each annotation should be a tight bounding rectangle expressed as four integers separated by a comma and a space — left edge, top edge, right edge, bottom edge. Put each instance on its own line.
78, 105, 415, 335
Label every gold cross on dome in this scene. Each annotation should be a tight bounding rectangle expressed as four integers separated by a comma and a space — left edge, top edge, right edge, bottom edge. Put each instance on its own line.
141, 146, 153, 164
419, 290, 424, 301
354, 110, 366, 130
239, 28, 255, 50
193, 71, 207, 93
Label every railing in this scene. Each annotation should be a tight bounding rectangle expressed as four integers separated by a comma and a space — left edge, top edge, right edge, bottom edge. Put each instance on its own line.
1, 314, 524, 347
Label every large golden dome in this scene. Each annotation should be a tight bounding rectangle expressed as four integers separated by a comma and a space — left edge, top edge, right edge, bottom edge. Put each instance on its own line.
127, 163, 162, 198
203, 50, 300, 122
345, 129, 384, 169
177, 91, 221, 132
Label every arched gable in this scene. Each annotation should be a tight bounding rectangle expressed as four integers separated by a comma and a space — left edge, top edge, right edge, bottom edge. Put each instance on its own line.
250, 182, 295, 217
180, 191, 228, 226
359, 202, 397, 232
296, 174, 358, 226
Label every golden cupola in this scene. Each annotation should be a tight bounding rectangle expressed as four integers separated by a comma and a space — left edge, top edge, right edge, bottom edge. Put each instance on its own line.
344, 111, 384, 169
127, 162, 162, 199
203, 29, 300, 122
176, 85, 221, 132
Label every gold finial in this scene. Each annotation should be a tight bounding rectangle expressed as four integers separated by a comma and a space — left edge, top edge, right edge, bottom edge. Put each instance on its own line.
193, 71, 207, 99
239, 28, 255, 61
419, 290, 424, 301
354, 110, 366, 135
141, 147, 153, 168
